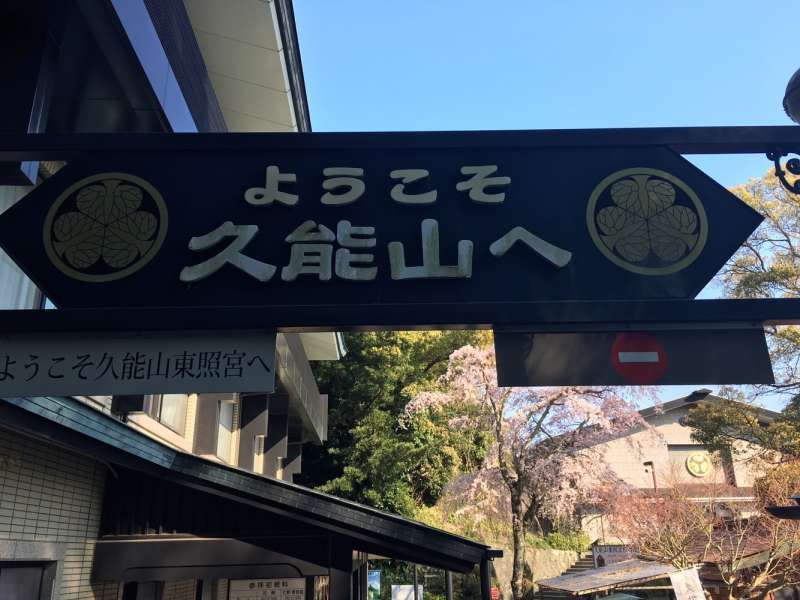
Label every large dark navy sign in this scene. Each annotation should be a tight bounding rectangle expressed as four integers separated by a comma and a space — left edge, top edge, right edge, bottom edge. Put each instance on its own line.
0, 134, 762, 317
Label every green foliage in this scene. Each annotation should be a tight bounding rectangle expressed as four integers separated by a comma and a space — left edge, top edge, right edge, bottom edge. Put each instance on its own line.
541, 531, 591, 553
415, 501, 510, 545
754, 461, 800, 505
686, 396, 800, 459
297, 331, 490, 516
722, 170, 800, 395
685, 168, 800, 461
525, 531, 590, 552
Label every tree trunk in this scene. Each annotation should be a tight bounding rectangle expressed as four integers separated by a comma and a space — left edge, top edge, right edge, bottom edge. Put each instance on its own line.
511, 501, 526, 600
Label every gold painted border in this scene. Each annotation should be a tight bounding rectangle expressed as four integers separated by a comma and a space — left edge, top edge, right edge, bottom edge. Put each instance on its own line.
586, 167, 709, 276
43, 172, 169, 283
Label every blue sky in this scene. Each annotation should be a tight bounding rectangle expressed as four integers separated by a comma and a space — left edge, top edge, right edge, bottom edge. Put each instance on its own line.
294, 1, 798, 409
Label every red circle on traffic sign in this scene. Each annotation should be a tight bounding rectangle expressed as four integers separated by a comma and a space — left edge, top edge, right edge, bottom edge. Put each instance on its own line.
611, 332, 668, 384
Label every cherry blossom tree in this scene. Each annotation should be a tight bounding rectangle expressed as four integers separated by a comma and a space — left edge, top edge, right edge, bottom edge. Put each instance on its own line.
403, 345, 644, 600
600, 467, 800, 600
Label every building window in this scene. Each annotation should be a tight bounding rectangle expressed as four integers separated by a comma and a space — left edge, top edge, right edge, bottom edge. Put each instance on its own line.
216, 400, 235, 463
147, 394, 188, 435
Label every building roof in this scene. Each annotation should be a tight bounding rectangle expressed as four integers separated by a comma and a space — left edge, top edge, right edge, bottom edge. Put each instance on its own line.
182, 0, 310, 132
639, 484, 756, 501
0, 394, 493, 573
537, 560, 678, 595
638, 389, 781, 421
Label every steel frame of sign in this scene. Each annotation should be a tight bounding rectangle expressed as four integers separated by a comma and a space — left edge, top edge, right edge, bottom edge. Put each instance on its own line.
0, 126, 800, 156
0, 298, 795, 333
0, 127, 799, 333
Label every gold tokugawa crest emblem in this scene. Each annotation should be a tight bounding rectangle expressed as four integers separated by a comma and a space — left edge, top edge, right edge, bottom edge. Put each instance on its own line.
685, 451, 712, 477
586, 168, 708, 276
43, 173, 168, 283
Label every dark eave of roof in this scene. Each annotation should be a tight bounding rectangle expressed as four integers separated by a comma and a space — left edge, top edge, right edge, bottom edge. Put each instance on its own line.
767, 505, 800, 520
0, 395, 490, 572
273, 0, 311, 132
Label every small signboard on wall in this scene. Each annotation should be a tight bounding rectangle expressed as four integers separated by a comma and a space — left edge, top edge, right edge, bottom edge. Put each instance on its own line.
592, 544, 636, 567
229, 577, 306, 600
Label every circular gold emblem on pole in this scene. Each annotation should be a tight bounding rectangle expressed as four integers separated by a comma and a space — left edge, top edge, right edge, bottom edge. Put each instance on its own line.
686, 452, 712, 478
43, 173, 168, 283
586, 168, 708, 275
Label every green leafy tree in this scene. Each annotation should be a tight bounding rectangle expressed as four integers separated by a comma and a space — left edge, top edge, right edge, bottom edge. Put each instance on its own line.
722, 169, 800, 396
687, 168, 800, 458
686, 393, 800, 461
296, 331, 490, 515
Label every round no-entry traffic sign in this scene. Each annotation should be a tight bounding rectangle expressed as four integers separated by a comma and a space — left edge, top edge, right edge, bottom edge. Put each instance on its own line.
611, 332, 668, 384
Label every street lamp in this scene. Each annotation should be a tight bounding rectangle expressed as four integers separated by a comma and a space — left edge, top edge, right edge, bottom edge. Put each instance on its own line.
784, 67, 800, 125
766, 69, 800, 195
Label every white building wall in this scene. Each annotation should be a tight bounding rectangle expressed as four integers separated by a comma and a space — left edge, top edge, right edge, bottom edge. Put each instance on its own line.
593, 406, 755, 489
0, 428, 110, 599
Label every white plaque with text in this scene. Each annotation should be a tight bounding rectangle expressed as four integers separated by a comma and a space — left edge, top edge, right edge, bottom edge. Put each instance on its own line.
230, 577, 306, 600
0, 330, 276, 396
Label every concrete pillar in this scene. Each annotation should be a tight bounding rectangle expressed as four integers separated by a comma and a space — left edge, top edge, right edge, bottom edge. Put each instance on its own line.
263, 394, 288, 478
194, 393, 236, 456
283, 442, 303, 481
238, 394, 269, 471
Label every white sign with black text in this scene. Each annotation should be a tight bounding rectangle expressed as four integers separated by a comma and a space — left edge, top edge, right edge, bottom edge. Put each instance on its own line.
392, 585, 423, 600
669, 568, 705, 600
592, 544, 636, 567
229, 577, 306, 600
0, 330, 276, 396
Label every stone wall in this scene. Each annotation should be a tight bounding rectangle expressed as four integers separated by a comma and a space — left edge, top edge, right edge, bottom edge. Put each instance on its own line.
491, 546, 578, 598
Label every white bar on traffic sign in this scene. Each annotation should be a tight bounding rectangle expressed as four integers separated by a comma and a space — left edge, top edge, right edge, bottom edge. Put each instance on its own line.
617, 351, 659, 363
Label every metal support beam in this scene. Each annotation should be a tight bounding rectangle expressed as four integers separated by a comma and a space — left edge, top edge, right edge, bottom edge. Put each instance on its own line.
445, 570, 453, 600
0, 299, 797, 333
2, 126, 800, 160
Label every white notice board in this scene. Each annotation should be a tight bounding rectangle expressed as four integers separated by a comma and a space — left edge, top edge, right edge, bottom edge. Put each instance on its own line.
229, 577, 306, 600
669, 568, 704, 600
391, 585, 422, 600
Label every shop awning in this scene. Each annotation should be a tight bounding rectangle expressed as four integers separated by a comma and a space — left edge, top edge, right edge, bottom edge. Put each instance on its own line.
537, 560, 679, 596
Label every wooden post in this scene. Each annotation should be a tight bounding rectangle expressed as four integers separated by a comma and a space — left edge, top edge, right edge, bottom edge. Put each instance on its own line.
480, 557, 491, 600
